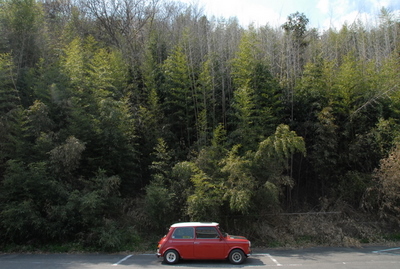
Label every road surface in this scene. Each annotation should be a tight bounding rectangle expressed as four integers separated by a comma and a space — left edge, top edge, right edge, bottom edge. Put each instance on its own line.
0, 245, 399, 269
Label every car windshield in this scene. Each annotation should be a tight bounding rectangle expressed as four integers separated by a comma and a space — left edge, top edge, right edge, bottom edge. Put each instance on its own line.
218, 226, 228, 237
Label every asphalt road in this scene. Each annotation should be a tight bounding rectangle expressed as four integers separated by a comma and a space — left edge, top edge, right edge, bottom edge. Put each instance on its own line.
0, 246, 399, 269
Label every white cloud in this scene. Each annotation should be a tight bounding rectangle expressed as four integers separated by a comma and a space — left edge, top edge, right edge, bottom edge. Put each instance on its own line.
315, 0, 373, 30
177, 0, 400, 30
238, 4, 284, 27
189, 0, 285, 27
369, 0, 391, 10
317, 0, 330, 14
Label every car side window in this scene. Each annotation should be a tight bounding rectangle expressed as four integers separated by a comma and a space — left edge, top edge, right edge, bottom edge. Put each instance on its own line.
195, 227, 220, 239
172, 227, 194, 239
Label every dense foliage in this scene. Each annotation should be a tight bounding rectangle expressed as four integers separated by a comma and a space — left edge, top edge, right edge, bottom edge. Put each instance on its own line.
0, 0, 399, 250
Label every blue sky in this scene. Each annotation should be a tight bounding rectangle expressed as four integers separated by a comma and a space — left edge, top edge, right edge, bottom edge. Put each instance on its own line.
179, 0, 400, 29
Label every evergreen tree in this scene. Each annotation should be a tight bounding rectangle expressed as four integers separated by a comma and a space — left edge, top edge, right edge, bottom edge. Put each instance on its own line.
0, 0, 400, 247
220, 145, 255, 214
0, 0, 44, 68
162, 44, 196, 154
230, 29, 282, 150
0, 53, 27, 168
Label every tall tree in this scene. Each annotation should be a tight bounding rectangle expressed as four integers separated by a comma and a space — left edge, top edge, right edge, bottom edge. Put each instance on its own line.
162, 43, 196, 153
292, 58, 335, 201
0, 0, 44, 69
281, 12, 310, 121
230, 29, 282, 150
0, 53, 21, 168
254, 124, 306, 208
81, 0, 160, 67
60, 36, 138, 191
137, 29, 167, 183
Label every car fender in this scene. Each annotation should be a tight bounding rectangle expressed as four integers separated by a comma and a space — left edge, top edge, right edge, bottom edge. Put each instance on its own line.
161, 246, 179, 257
226, 246, 247, 258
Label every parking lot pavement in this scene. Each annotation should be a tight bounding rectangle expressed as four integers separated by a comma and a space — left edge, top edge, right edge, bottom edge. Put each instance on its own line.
0, 253, 143, 269
0, 246, 399, 269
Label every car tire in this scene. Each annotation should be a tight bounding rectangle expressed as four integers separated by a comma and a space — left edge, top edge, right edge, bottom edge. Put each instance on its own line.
164, 249, 180, 264
229, 249, 246, 264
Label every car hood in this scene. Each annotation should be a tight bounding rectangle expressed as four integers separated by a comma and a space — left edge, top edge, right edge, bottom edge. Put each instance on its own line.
227, 235, 248, 240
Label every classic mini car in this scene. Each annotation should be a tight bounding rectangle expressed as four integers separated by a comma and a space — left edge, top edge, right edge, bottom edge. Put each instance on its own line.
156, 222, 251, 264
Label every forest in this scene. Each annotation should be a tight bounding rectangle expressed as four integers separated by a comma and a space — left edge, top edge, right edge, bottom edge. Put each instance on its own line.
0, 0, 400, 251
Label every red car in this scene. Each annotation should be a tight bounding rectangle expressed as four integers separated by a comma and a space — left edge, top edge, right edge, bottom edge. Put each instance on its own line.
156, 222, 251, 265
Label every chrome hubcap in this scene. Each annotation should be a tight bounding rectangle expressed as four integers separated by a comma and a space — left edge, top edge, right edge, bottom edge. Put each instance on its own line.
232, 252, 242, 262
166, 252, 176, 262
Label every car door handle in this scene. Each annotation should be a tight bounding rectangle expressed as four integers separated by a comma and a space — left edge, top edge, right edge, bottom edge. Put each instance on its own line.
194, 242, 200, 244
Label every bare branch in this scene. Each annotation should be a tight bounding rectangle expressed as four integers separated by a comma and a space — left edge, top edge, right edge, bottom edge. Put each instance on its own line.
351, 85, 399, 117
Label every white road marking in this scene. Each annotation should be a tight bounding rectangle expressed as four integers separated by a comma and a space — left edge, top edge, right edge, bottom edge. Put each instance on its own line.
266, 254, 282, 266
112, 254, 133, 266
373, 247, 400, 254
252, 253, 302, 267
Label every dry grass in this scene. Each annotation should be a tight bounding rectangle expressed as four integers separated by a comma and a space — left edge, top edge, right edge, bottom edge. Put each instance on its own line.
247, 203, 398, 248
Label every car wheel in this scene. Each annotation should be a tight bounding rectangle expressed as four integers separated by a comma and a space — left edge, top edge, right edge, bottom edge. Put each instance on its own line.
164, 250, 180, 264
229, 249, 246, 264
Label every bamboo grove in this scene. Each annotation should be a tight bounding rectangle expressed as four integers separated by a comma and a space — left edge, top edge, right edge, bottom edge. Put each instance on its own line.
0, 0, 399, 249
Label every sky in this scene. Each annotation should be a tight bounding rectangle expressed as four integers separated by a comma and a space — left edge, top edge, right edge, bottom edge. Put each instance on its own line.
178, 0, 400, 30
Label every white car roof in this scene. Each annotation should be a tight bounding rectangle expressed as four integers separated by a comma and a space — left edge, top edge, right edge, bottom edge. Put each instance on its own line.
171, 222, 219, 228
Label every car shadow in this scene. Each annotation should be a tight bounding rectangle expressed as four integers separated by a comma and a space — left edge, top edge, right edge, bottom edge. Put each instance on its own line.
158, 256, 265, 267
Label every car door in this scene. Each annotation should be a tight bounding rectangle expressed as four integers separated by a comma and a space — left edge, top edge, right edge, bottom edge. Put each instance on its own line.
194, 227, 226, 259
170, 227, 195, 259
